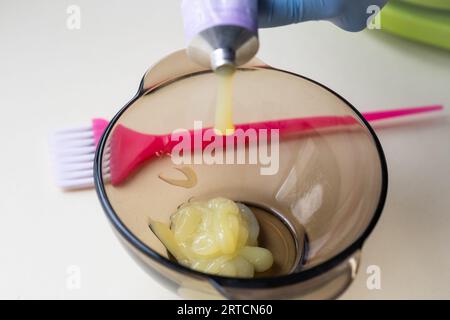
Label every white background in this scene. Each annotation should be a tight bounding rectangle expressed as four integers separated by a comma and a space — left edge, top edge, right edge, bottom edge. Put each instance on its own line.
0, 1, 449, 299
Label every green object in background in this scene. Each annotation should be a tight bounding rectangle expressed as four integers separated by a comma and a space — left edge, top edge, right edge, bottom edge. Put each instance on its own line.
400, 0, 450, 11
380, 0, 450, 51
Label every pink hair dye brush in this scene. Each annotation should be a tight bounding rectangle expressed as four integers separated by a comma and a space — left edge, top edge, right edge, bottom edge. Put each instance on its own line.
50, 105, 443, 190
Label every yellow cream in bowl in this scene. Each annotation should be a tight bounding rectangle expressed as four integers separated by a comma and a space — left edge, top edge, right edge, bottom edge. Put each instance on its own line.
150, 198, 274, 278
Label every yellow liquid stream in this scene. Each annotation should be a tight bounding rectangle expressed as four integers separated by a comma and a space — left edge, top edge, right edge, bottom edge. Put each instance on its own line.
150, 198, 274, 278
214, 66, 236, 135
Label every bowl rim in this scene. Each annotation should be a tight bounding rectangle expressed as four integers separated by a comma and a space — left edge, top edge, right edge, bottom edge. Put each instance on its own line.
94, 66, 388, 289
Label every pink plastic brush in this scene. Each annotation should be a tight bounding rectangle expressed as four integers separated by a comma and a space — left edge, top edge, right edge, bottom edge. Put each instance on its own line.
50, 105, 443, 190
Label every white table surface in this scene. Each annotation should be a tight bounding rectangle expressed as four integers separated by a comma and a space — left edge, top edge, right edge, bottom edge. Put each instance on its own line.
0, 1, 449, 300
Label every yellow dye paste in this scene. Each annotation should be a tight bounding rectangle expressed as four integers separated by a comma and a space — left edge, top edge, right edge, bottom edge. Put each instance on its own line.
150, 198, 273, 278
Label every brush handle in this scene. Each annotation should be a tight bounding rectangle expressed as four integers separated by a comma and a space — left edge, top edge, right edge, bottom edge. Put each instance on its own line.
106, 105, 443, 185
161, 115, 358, 154
97, 104, 443, 147
362, 105, 443, 121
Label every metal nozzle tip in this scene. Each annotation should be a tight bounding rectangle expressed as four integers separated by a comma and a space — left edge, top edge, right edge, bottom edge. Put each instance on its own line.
210, 48, 236, 71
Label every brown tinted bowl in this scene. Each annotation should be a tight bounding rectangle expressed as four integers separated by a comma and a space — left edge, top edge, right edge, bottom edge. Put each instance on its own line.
94, 51, 387, 299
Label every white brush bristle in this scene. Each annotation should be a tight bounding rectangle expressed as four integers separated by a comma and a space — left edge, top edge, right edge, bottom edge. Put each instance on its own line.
50, 123, 109, 190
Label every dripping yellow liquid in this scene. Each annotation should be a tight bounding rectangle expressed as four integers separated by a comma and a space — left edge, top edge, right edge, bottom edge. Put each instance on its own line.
149, 198, 274, 278
214, 66, 236, 135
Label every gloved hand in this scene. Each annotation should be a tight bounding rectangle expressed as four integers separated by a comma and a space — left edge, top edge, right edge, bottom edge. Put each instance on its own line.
258, 0, 389, 31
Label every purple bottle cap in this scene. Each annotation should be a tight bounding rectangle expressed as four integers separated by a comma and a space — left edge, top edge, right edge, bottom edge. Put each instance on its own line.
181, 0, 258, 44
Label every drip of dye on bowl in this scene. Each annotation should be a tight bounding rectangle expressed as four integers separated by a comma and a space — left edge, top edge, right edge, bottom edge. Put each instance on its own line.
158, 166, 197, 189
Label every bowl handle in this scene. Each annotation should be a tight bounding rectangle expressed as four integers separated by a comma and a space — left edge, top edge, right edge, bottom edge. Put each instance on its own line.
140, 49, 268, 93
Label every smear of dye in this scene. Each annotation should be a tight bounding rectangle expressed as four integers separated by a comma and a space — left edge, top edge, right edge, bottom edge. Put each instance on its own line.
158, 166, 197, 189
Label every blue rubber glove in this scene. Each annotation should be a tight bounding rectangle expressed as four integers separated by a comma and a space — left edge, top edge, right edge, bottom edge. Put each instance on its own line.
258, 0, 389, 31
